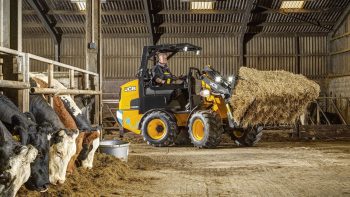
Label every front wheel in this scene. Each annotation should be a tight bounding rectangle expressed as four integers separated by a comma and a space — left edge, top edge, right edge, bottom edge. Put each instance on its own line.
188, 110, 224, 148
141, 111, 177, 147
230, 126, 263, 147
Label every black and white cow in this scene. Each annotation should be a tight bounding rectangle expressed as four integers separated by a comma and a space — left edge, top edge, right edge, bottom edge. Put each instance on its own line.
29, 94, 78, 185
31, 74, 100, 169
0, 120, 38, 197
0, 94, 51, 191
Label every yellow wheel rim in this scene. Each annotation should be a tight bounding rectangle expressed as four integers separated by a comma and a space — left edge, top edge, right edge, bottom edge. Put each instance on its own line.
233, 130, 243, 138
147, 119, 166, 140
192, 119, 205, 141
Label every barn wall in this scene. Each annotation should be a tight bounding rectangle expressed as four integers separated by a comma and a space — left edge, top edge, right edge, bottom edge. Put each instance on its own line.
23, 34, 328, 99
328, 12, 350, 122
329, 12, 350, 98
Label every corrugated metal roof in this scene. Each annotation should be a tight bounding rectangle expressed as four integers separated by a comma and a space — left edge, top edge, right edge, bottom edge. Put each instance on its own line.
22, 0, 350, 35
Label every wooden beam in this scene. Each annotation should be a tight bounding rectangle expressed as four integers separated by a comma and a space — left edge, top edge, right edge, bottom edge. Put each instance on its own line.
239, 0, 255, 66
26, 0, 61, 61
22, 7, 345, 16
158, 9, 245, 14
23, 9, 145, 15
261, 7, 345, 14
23, 21, 334, 29
143, 0, 159, 45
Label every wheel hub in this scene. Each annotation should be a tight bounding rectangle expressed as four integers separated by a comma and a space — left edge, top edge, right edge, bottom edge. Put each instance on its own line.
147, 119, 167, 140
192, 119, 205, 141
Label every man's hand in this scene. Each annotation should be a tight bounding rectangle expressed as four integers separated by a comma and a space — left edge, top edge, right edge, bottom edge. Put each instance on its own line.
155, 78, 166, 84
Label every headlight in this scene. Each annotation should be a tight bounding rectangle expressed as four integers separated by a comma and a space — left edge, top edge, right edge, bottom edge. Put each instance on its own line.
196, 50, 200, 55
199, 89, 210, 97
215, 76, 222, 83
227, 76, 234, 83
184, 46, 188, 52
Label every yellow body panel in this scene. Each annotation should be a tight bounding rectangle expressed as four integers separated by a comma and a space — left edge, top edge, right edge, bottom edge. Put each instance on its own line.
121, 110, 142, 134
119, 79, 139, 110
201, 81, 228, 119
119, 79, 142, 134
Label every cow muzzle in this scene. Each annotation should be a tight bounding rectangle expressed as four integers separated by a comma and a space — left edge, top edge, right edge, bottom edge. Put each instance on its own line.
38, 183, 49, 192
0, 172, 11, 185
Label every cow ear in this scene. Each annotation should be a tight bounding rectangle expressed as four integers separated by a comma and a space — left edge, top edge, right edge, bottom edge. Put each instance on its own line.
24, 112, 36, 123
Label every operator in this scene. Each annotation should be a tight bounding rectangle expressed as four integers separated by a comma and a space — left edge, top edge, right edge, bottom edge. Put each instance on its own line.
152, 53, 185, 85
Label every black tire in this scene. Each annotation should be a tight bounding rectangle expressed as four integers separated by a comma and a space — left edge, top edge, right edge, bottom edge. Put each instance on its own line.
141, 111, 177, 147
188, 110, 224, 148
231, 126, 263, 147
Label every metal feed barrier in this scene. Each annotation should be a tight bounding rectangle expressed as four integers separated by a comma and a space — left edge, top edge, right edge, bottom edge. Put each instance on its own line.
0, 46, 102, 126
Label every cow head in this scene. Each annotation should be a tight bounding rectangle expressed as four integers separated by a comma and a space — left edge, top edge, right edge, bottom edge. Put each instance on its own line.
78, 130, 100, 169
49, 129, 78, 185
66, 131, 85, 175
24, 122, 53, 192
0, 123, 38, 197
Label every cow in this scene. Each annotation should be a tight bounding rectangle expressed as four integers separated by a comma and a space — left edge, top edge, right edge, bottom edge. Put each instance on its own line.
60, 96, 101, 169
49, 129, 78, 184
0, 94, 51, 192
29, 82, 79, 185
53, 97, 100, 172
0, 120, 38, 197
32, 78, 91, 174
31, 75, 100, 169
74, 95, 95, 124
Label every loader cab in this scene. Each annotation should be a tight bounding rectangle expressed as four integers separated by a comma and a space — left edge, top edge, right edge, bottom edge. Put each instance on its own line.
138, 43, 202, 113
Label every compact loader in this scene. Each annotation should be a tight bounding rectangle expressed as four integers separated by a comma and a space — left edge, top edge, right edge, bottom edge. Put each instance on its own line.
117, 43, 262, 148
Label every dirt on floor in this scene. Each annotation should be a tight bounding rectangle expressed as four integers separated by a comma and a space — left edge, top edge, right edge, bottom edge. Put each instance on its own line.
17, 139, 350, 197
129, 141, 350, 197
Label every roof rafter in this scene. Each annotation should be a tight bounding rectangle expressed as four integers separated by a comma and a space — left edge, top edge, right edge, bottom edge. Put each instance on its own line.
143, 0, 162, 45
239, 0, 256, 66
26, 0, 61, 44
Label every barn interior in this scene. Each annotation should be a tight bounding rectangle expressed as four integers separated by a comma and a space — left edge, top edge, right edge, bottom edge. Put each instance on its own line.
0, 0, 349, 196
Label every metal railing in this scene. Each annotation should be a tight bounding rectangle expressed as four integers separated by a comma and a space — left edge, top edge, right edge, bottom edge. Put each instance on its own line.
304, 97, 349, 126
0, 46, 101, 114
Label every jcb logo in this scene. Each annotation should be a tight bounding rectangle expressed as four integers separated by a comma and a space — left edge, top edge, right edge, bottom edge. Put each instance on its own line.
124, 86, 136, 92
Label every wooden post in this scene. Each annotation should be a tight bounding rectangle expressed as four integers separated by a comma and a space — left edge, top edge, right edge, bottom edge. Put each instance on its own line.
83, 73, 89, 90
69, 69, 74, 89
47, 63, 54, 107
0, 58, 3, 80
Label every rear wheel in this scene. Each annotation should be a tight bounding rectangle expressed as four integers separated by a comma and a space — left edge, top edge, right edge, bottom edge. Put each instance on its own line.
141, 111, 177, 147
230, 126, 263, 147
188, 110, 223, 148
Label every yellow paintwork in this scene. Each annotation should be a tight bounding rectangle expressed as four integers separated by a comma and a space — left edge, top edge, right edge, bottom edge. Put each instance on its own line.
147, 119, 166, 140
201, 80, 228, 120
119, 79, 139, 110
122, 110, 142, 134
192, 119, 204, 141
174, 113, 189, 126
119, 74, 230, 136
119, 79, 142, 134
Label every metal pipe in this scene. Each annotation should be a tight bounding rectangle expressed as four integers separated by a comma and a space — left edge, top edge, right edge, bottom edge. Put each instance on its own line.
0, 80, 30, 89
30, 87, 101, 95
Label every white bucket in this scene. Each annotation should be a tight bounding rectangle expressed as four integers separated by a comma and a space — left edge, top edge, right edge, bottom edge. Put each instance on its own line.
99, 140, 130, 162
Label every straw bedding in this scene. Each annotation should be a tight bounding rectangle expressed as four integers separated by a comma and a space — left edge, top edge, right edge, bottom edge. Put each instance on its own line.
230, 67, 320, 128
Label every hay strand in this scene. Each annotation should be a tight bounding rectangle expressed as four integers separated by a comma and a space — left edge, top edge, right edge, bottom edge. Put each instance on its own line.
230, 67, 320, 128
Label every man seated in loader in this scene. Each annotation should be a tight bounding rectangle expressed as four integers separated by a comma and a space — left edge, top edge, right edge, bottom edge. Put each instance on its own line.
152, 53, 185, 86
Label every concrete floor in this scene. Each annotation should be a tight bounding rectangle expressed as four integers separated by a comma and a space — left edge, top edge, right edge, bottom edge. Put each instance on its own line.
127, 141, 350, 197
